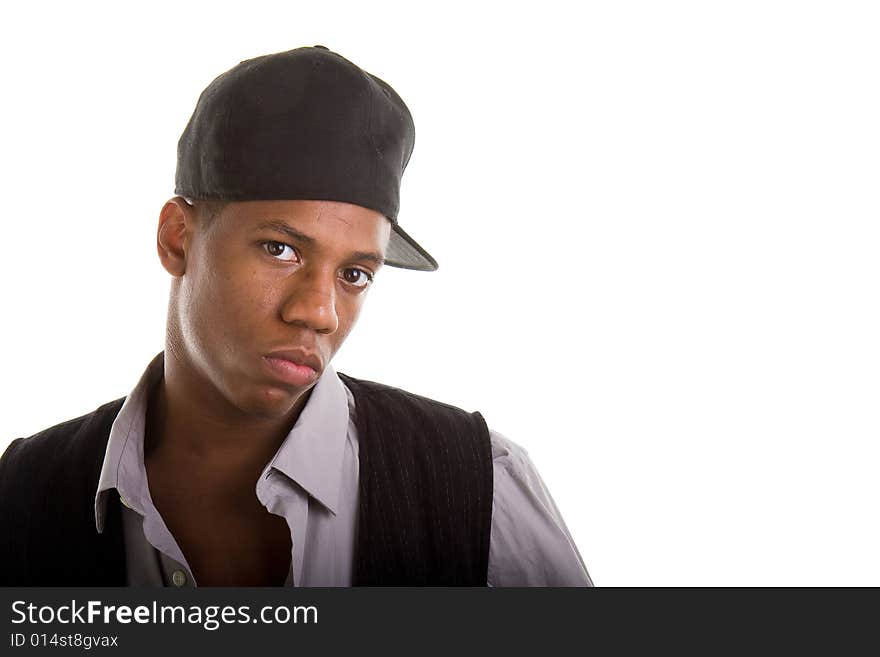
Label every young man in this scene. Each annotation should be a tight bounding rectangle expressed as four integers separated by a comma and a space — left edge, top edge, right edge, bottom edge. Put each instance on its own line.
0, 46, 592, 587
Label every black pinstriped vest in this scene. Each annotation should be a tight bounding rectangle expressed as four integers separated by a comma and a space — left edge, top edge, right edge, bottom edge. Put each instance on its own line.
0, 374, 493, 586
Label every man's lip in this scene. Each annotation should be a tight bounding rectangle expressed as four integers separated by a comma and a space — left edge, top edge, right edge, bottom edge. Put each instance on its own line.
262, 358, 317, 387
264, 349, 323, 373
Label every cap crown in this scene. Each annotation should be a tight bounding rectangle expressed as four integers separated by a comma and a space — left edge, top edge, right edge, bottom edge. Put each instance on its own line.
175, 46, 415, 222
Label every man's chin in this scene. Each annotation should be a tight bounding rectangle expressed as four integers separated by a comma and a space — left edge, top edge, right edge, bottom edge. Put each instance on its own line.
241, 382, 315, 421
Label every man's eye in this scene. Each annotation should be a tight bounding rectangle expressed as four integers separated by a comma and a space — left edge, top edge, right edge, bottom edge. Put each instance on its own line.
262, 241, 299, 262
341, 268, 373, 289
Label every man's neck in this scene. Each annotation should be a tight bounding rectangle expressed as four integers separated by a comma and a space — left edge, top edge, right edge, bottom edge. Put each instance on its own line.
143, 351, 310, 480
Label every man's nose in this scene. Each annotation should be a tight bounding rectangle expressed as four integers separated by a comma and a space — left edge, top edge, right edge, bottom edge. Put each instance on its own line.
279, 269, 339, 334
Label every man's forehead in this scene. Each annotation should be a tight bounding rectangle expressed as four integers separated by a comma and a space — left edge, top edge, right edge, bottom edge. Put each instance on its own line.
213, 199, 391, 257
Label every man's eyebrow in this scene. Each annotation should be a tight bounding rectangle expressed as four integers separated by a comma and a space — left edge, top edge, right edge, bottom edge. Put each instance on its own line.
348, 251, 385, 267
255, 219, 385, 266
256, 220, 316, 246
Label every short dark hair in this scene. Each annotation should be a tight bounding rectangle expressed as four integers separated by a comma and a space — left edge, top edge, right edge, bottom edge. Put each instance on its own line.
188, 198, 228, 227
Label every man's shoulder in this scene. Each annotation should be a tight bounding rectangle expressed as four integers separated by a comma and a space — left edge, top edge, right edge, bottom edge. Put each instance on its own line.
337, 372, 492, 452
0, 397, 126, 474
0, 398, 129, 585
337, 372, 481, 418
337, 373, 531, 465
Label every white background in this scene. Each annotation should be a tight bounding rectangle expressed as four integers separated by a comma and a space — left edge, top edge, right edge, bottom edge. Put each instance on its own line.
1, 1, 878, 586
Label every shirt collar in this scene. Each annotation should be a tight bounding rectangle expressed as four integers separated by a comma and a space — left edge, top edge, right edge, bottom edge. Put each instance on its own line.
264, 360, 350, 515
94, 351, 351, 531
95, 351, 165, 533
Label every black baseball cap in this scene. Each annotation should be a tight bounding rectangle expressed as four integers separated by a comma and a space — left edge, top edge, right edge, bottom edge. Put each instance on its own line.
175, 45, 437, 271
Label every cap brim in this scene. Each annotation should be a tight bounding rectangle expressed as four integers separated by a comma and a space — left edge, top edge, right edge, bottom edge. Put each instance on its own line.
385, 223, 438, 271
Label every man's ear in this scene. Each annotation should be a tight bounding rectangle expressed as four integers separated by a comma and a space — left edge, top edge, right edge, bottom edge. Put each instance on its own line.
157, 197, 195, 277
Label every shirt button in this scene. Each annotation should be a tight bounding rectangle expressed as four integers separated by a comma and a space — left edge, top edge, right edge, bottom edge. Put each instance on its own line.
171, 570, 188, 587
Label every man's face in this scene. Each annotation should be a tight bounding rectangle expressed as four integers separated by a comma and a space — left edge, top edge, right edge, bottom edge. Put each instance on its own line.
172, 199, 391, 419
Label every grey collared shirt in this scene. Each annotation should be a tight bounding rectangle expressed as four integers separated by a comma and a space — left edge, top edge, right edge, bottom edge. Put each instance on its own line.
95, 353, 592, 587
